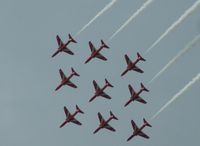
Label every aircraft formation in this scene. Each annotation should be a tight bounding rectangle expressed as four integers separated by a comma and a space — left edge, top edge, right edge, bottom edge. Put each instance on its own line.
51, 33, 151, 142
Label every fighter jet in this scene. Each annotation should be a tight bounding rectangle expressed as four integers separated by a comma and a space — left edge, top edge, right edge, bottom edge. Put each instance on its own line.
84, 40, 109, 64
93, 111, 118, 134
121, 52, 145, 76
52, 34, 77, 58
127, 118, 152, 141
59, 105, 84, 128
124, 83, 149, 107
55, 67, 80, 91
89, 79, 113, 102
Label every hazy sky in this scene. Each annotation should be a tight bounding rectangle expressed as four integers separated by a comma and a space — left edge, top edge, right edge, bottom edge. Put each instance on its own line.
0, 0, 200, 146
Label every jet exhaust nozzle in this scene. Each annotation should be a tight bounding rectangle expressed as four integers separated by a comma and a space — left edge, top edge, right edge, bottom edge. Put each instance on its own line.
141, 83, 149, 92
71, 67, 80, 76
105, 78, 113, 87
137, 52, 145, 61
69, 34, 77, 43
143, 118, 152, 127
76, 105, 84, 114
101, 40, 109, 49
110, 111, 118, 120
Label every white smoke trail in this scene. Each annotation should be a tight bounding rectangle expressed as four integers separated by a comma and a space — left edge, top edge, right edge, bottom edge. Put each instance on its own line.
145, 0, 200, 54
76, 0, 118, 36
151, 73, 200, 120
149, 34, 200, 84
109, 0, 154, 41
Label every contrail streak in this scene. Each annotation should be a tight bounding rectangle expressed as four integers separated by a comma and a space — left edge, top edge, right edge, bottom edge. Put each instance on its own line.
149, 34, 200, 84
76, 0, 117, 36
151, 73, 200, 120
109, 0, 154, 41
145, 0, 200, 54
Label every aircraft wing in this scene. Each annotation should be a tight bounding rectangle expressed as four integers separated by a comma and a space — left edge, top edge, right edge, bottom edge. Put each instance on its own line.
89, 41, 96, 53
105, 123, 116, 132
56, 35, 64, 47
138, 131, 149, 139
135, 96, 147, 104
64, 106, 70, 118
93, 80, 100, 91
132, 65, 144, 73
66, 80, 77, 88
63, 47, 74, 55
98, 112, 105, 123
95, 52, 107, 61
59, 69, 66, 80
131, 120, 139, 131
128, 84, 135, 96
125, 54, 132, 65
71, 118, 82, 125
100, 92, 111, 99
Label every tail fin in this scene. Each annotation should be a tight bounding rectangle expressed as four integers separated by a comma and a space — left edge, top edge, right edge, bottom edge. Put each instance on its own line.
137, 52, 145, 61
105, 78, 113, 87
76, 105, 84, 114
69, 34, 77, 43
141, 83, 149, 92
143, 118, 152, 127
101, 40, 109, 49
71, 67, 80, 76
110, 111, 118, 120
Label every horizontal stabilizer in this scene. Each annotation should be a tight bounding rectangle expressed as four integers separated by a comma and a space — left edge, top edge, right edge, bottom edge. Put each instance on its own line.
110, 111, 118, 120
141, 83, 149, 92
71, 67, 80, 76
137, 52, 145, 61
101, 40, 109, 48
143, 118, 152, 127
76, 105, 84, 114
69, 34, 77, 43
105, 78, 113, 87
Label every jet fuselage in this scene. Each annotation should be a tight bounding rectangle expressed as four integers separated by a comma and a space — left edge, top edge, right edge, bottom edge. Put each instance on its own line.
85, 46, 104, 63
55, 74, 74, 91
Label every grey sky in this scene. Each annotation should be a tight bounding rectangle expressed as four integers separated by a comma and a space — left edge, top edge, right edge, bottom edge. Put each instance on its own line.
0, 0, 200, 146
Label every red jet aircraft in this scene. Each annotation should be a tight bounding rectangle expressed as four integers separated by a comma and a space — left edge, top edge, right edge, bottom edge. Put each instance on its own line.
124, 83, 149, 107
59, 105, 84, 128
93, 111, 118, 134
52, 34, 77, 58
55, 67, 80, 91
89, 79, 113, 102
121, 52, 145, 76
84, 40, 109, 64
127, 118, 152, 141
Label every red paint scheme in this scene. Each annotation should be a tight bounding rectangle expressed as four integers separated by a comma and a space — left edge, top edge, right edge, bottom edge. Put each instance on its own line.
121, 52, 145, 76
89, 79, 113, 102
55, 67, 80, 91
93, 111, 118, 134
59, 105, 84, 128
124, 83, 149, 107
84, 40, 109, 64
127, 118, 152, 141
52, 34, 77, 58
